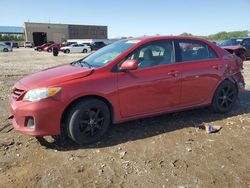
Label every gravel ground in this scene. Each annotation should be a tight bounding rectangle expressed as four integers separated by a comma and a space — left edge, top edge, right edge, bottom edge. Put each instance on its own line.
0, 48, 250, 188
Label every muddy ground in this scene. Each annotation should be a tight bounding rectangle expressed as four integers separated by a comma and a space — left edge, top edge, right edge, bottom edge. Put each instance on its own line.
0, 48, 250, 188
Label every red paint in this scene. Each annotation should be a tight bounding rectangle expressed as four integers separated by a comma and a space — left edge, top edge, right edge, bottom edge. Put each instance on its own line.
43, 44, 66, 52
9, 36, 245, 136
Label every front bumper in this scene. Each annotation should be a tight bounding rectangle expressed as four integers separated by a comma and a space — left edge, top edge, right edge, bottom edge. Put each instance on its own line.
9, 97, 64, 136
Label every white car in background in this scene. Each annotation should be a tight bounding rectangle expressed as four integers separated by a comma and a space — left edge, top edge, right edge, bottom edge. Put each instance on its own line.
61, 43, 91, 53
24, 41, 33, 48
0, 43, 12, 52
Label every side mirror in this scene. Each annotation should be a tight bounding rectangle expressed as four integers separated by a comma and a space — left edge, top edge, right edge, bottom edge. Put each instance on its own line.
120, 60, 138, 71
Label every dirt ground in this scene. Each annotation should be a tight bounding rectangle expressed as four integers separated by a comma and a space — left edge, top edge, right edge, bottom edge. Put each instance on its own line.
0, 48, 250, 188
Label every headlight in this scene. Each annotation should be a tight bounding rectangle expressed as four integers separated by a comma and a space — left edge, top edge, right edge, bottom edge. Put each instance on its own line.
23, 87, 61, 102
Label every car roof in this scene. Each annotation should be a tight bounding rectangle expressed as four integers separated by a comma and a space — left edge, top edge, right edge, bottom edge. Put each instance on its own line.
129, 35, 212, 44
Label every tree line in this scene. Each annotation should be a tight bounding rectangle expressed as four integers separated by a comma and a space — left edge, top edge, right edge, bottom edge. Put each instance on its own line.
180, 30, 249, 41
0, 34, 24, 41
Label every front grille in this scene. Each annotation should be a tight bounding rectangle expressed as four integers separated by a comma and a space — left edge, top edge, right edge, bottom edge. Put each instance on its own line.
12, 88, 25, 100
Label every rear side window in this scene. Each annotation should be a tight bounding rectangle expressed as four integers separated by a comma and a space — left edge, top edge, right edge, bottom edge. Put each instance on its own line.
175, 40, 218, 62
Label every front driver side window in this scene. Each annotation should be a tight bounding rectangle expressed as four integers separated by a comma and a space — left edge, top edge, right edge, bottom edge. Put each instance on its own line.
128, 40, 174, 68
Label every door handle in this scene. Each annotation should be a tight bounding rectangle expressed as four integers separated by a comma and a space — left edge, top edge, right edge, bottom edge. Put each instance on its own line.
167, 70, 180, 77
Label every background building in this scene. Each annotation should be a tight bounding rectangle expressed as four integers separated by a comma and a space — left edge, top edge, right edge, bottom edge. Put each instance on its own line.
24, 22, 108, 46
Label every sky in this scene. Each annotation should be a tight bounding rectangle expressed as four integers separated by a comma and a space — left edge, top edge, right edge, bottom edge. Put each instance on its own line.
1, 0, 250, 38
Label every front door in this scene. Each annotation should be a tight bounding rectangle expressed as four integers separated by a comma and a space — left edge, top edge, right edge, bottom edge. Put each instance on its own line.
117, 40, 181, 117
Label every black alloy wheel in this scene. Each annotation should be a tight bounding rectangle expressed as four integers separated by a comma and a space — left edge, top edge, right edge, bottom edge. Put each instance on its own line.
66, 98, 110, 145
211, 80, 237, 113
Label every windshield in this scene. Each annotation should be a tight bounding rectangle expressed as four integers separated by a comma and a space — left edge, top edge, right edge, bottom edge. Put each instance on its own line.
72, 40, 139, 68
220, 39, 242, 46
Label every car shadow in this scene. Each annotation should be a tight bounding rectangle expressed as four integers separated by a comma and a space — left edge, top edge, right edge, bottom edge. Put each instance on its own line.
37, 90, 250, 151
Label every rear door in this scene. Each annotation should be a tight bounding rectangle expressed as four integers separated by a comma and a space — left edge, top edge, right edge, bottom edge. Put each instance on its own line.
174, 39, 222, 106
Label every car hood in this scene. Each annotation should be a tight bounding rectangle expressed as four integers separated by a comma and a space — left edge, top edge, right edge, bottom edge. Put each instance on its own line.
19, 64, 94, 89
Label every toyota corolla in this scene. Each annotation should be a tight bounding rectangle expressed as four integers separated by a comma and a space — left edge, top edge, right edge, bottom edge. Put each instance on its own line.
9, 36, 245, 145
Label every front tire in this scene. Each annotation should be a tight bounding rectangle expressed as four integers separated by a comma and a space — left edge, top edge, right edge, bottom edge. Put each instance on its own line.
211, 80, 238, 113
65, 49, 70, 53
82, 49, 87, 53
66, 98, 111, 145
3, 48, 8, 52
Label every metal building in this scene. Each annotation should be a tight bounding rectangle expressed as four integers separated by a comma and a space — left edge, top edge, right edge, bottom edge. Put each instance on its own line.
24, 22, 108, 46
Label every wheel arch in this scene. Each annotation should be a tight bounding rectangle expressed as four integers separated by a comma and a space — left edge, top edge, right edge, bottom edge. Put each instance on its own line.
224, 76, 239, 92
60, 95, 115, 134
211, 77, 239, 103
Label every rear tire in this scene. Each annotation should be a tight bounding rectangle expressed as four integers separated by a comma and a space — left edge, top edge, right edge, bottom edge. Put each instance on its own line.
3, 48, 8, 52
65, 49, 70, 53
82, 49, 87, 53
66, 98, 111, 146
211, 80, 238, 113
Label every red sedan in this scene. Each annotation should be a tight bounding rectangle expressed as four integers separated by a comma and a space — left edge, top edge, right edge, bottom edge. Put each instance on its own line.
43, 44, 66, 52
9, 36, 245, 145
34, 43, 53, 51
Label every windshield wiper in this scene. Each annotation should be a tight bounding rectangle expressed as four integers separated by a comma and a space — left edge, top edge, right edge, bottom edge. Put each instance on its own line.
80, 61, 93, 69
71, 60, 93, 69
71, 60, 81, 66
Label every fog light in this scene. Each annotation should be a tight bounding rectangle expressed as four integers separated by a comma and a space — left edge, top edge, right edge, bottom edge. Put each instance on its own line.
26, 117, 35, 129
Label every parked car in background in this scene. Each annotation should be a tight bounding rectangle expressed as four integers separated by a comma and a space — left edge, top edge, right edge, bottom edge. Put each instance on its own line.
9, 36, 245, 146
241, 38, 250, 59
4, 42, 12, 46
82, 42, 91, 47
2, 42, 19, 48
12, 42, 19, 48
0, 43, 12, 52
60, 43, 91, 53
43, 44, 66, 52
34, 42, 54, 51
24, 41, 33, 48
219, 37, 250, 60
61, 42, 77, 47
210, 40, 223, 46
90, 41, 106, 50
220, 38, 243, 46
